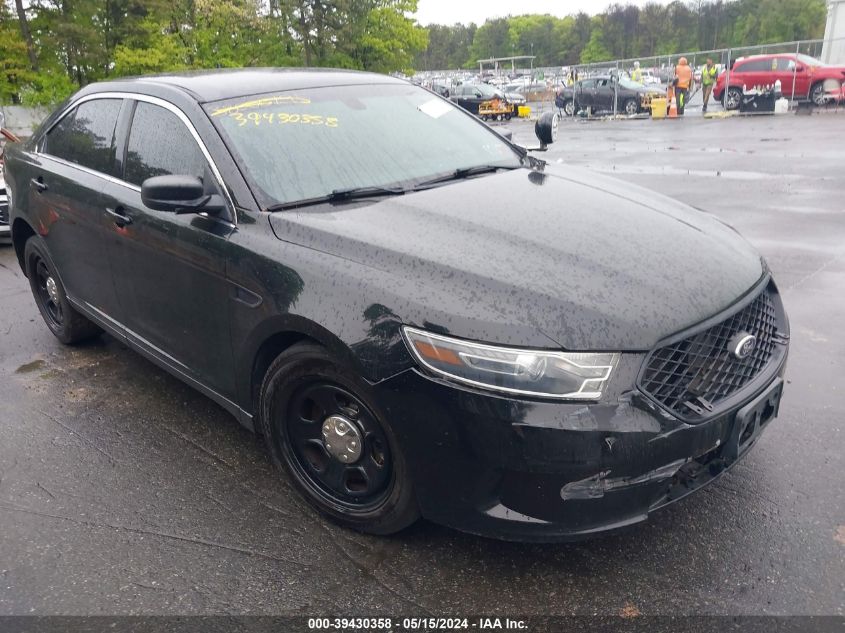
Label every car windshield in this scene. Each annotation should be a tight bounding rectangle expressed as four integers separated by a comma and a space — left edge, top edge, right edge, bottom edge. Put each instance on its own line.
797, 54, 828, 68
619, 77, 644, 89
206, 84, 520, 209
469, 83, 500, 98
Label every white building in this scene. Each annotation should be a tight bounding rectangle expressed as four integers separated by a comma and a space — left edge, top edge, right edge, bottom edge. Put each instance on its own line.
822, 0, 845, 64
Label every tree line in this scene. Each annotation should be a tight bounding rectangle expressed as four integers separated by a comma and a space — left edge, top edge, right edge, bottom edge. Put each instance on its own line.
0, 0, 428, 105
416, 0, 828, 70
0, 0, 828, 106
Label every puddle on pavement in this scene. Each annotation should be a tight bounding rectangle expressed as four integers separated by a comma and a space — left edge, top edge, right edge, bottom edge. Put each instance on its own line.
582, 162, 788, 180
15, 359, 46, 374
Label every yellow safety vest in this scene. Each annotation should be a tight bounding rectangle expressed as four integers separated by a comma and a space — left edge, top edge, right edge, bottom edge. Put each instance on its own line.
702, 66, 717, 86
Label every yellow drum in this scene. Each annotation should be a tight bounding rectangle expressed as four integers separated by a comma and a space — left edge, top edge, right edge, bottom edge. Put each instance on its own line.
650, 97, 668, 119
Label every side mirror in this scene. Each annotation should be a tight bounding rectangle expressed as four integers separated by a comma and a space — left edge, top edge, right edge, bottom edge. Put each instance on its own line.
795, 65, 805, 73
141, 174, 224, 215
534, 111, 559, 149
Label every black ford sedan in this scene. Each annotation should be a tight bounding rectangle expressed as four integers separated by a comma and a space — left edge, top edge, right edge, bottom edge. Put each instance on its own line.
4, 69, 789, 541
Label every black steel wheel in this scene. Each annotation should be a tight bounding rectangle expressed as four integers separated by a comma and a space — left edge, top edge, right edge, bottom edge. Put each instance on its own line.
285, 382, 392, 510
33, 255, 63, 329
24, 237, 102, 345
259, 342, 419, 534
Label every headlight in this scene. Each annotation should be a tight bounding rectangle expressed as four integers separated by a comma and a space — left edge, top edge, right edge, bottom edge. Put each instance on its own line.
403, 327, 618, 400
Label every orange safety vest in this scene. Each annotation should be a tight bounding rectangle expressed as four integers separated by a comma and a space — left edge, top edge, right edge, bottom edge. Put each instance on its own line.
675, 64, 693, 89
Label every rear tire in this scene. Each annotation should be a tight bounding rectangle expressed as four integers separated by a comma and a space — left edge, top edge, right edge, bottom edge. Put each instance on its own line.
563, 99, 576, 116
810, 82, 827, 106
623, 98, 638, 115
258, 342, 419, 535
24, 238, 102, 345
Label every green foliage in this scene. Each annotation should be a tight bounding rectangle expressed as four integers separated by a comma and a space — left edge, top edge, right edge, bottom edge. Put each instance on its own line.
0, 0, 830, 105
414, 0, 829, 70
0, 0, 428, 105
0, 11, 36, 103
580, 18, 613, 63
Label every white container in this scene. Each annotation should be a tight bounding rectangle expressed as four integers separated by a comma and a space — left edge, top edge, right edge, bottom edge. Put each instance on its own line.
774, 98, 789, 114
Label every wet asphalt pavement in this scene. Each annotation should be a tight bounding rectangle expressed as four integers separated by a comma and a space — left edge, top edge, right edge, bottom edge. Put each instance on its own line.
1, 113, 844, 617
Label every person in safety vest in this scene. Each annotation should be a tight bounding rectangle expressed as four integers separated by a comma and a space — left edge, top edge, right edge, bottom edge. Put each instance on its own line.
631, 61, 643, 84
700, 58, 718, 113
674, 57, 693, 115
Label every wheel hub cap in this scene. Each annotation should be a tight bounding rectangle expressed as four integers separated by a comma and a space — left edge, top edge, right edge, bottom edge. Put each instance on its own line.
46, 277, 59, 304
321, 415, 362, 463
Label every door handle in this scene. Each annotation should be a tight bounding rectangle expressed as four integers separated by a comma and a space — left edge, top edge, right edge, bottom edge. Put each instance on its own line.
31, 177, 48, 193
105, 206, 133, 227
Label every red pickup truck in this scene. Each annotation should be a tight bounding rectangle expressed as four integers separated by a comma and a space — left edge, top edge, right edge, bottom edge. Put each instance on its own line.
714, 53, 845, 109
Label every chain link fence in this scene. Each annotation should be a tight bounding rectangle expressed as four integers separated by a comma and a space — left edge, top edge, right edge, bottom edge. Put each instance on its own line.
547, 37, 845, 119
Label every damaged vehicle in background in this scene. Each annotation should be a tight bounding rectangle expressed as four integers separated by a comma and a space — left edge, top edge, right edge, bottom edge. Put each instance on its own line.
0, 115, 16, 244
557, 75, 666, 116
4, 69, 789, 541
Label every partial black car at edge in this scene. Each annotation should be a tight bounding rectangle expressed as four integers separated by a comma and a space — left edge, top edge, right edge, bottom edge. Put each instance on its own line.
3, 69, 789, 541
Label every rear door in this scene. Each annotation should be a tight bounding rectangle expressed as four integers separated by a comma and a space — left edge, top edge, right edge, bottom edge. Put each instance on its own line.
577, 79, 597, 108
103, 98, 237, 400
32, 97, 126, 326
594, 78, 614, 111
733, 58, 770, 89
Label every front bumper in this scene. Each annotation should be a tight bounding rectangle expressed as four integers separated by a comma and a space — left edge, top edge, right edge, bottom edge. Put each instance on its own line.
374, 353, 787, 542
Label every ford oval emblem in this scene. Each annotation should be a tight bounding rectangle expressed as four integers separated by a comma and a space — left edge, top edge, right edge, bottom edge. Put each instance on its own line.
730, 332, 757, 360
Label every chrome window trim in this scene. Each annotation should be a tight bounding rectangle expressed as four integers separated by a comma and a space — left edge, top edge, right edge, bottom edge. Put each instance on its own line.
36, 91, 237, 226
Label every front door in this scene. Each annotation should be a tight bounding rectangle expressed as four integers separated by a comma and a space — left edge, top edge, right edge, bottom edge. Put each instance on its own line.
104, 99, 236, 400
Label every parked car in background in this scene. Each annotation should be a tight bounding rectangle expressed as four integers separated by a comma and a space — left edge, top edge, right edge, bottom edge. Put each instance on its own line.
556, 76, 665, 116
450, 82, 508, 115
0, 113, 12, 244
4, 69, 789, 541
503, 85, 527, 106
0, 170, 9, 244
715, 53, 845, 109
429, 82, 451, 98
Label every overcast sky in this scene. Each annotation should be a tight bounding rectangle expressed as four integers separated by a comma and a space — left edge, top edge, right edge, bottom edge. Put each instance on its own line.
414, 0, 666, 25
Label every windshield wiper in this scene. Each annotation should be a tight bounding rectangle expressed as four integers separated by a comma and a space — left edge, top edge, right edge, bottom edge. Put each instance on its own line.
412, 164, 521, 190
265, 185, 406, 212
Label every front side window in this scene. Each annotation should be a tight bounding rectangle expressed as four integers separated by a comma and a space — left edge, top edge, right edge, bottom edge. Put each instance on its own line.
206, 84, 521, 208
43, 98, 122, 175
124, 101, 208, 187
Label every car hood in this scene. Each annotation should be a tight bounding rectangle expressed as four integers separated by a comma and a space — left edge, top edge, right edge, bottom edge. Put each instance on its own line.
269, 166, 764, 350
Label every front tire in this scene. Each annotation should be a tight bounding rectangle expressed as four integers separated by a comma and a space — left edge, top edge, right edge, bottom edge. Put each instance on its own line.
623, 98, 638, 115
258, 342, 419, 535
563, 99, 576, 116
724, 87, 742, 110
24, 238, 102, 345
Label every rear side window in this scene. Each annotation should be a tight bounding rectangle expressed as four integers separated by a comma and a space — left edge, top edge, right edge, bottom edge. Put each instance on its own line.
43, 99, 122, 175
124, 102, 208, 187
735, 59, 770, 72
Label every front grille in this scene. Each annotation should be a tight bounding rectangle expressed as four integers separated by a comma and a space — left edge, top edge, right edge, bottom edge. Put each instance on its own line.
639, 285, 783, 420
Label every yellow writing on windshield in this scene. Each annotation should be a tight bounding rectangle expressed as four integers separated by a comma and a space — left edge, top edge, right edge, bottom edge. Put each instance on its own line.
225, 111, 339, 128
211, 95, 312, 117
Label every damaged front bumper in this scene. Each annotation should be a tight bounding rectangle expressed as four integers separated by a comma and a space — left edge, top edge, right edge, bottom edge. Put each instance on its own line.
374, 353, 787, 542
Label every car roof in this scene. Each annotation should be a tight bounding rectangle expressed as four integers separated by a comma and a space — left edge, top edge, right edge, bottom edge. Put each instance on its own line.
81, 68, 406, 104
